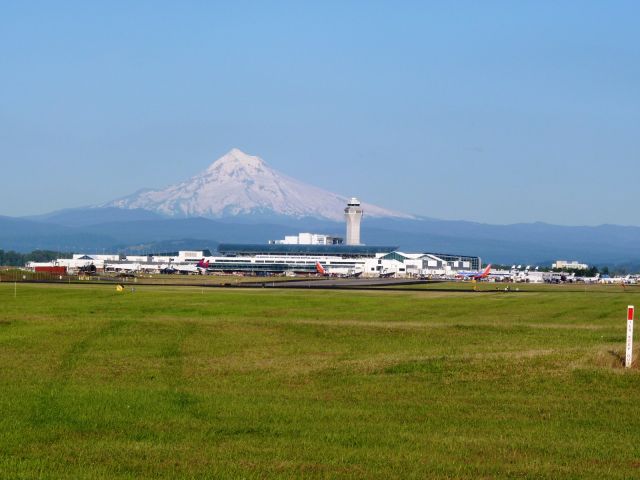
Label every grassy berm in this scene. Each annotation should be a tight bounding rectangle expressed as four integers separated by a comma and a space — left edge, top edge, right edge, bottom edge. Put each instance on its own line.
0, 283, 639, 478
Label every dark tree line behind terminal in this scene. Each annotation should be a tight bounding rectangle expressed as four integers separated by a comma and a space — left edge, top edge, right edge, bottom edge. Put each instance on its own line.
0, 250, 71, 267
485, 264, 636, 276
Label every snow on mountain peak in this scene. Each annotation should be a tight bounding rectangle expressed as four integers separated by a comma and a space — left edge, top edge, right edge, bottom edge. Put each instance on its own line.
206, 148, 267, 175
104, 148, 414, 221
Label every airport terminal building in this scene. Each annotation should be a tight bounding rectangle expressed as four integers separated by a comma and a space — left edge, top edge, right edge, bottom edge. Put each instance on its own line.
211, 243, 396, 275
26, 199, 482, 278
209, 243, 480, 277
26, 244, 481, 278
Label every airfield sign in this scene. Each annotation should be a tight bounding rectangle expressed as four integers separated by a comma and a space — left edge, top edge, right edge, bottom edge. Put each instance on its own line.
626, 305, 634, 368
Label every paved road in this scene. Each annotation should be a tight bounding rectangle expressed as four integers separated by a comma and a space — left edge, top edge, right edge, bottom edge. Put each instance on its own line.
260, 277, 438, 289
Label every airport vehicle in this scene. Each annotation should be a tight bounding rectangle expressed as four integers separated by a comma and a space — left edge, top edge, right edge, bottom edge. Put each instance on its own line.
77, 263, 97, 275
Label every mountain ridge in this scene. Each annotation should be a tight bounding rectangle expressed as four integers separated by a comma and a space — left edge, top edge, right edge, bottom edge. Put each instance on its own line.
103, 148, 413, 221
6, 148, 640, 264
6, 211, 640, 265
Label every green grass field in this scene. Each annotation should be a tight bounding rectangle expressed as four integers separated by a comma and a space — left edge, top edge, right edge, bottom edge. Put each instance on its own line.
0, 269, 307, 286
1, 283, 639, 478
389, 280, 639, 293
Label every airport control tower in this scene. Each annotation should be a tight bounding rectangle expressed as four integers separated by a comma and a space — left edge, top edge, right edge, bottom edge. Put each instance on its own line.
344, 197, 364, 245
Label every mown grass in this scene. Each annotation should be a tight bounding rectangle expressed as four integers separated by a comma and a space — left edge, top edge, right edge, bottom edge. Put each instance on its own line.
0, 269, 307, 285
0, 283, 639, 478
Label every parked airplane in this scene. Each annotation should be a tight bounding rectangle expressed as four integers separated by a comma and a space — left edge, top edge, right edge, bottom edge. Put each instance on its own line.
456, 264, 492, 280
316, 262, 364, 278
575, 273, 600, 284
107, 262, 141, 273
162, 259, 210, 275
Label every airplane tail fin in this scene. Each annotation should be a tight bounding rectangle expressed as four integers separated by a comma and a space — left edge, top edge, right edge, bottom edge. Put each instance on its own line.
315, 262, 326, 275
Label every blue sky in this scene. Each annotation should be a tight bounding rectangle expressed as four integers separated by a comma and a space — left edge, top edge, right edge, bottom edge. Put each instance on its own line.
1, 1, 638, 225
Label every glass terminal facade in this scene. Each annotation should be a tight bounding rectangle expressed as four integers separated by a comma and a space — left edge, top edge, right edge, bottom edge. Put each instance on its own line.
217, 244, 398, 258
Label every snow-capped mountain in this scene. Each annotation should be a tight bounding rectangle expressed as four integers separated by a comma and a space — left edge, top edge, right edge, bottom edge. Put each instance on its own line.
104, 148, 413, 221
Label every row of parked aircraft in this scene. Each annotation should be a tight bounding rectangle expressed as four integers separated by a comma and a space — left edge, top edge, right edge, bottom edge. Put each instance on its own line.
104, 259, 212, 275
79, 259, 640, 285
109, 259, 494, 279
102, 258, 494, 280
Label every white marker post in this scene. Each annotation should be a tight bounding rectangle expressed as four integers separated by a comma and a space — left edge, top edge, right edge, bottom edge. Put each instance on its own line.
626, 305, 634, 368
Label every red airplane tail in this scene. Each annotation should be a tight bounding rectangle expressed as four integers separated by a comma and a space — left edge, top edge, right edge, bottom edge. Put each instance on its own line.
315, 262, 326, 275
476, 264, 491, 279
197, 259, 210, 268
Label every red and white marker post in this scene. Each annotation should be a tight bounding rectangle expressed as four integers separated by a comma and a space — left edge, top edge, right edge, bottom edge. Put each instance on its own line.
626, 305, 634, 368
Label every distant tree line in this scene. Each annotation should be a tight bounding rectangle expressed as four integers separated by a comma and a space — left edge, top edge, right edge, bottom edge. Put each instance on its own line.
490, 263, 639, 276
0, 250, 71, 267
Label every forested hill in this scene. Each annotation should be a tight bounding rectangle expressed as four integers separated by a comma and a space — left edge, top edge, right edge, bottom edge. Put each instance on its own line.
0, 250, 71, 267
